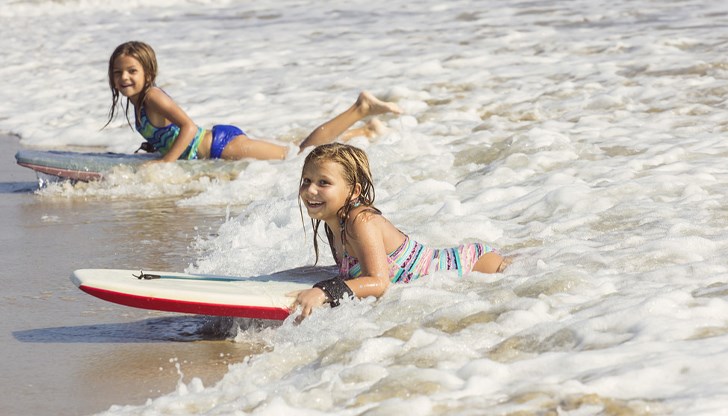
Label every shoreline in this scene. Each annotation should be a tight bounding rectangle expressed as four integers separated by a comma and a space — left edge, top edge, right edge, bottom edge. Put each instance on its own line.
1, 136, 261, 416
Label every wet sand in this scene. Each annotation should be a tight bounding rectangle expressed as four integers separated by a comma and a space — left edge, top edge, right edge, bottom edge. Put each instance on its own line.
1, 136, 261, 416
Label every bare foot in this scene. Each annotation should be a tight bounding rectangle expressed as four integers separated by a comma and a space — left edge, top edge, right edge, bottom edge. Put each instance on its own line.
339, 118, 388, 142
363, 118, 387, 138
357, 91, 403, 117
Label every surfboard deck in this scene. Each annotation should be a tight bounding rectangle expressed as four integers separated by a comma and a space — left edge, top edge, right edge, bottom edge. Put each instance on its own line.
71, 268, 324, 320
15, 150, 157, 181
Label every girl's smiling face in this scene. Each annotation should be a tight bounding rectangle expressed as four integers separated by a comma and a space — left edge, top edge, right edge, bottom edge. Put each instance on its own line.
300, 160, 357, 225
112, 54, 147, 103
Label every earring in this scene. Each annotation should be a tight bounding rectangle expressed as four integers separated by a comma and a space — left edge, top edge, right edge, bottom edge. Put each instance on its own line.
351, 199, 361, 208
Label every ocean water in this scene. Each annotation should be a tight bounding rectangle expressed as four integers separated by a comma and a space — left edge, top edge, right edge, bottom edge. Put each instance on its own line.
3, 0, 728, 414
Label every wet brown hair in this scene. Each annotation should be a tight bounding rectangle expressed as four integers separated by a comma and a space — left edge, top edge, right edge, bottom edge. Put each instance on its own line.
103, 41, 158, 129
300, 143, 378, 265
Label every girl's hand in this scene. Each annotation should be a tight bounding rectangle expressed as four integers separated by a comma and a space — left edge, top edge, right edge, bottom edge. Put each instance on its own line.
289, 288, 328, 322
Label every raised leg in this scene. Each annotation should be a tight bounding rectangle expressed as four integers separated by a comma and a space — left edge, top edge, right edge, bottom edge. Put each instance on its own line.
298, 91, 402, 150
338, 118, 388, 142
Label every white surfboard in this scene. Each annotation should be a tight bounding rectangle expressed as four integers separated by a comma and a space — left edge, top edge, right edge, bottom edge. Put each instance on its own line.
71, 268, 327, 320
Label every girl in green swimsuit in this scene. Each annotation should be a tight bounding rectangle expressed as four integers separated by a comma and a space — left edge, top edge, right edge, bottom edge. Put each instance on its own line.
104, 41, 402, 162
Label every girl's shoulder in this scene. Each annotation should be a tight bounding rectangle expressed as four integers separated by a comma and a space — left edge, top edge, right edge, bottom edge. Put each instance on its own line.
346, 206, 394, 232
143, 86, 168, 103
348, 205, 380, 221
345, 206, 406, 252
141, 87, 178, 119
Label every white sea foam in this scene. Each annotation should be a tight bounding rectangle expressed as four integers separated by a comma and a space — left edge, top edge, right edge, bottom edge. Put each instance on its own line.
4, 0, 728, 414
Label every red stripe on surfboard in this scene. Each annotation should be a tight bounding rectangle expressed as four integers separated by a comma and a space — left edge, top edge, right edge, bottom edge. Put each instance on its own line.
79, 285, 291, 320
17, 162, 102, 182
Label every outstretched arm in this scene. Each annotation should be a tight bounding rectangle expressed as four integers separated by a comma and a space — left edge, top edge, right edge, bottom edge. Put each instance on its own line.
292, 212, 394, 319
291, 274, 390, 321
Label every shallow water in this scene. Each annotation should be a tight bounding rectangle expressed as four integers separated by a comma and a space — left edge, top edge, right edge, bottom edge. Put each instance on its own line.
1, 137, 269, 415
3, 0, 728, 415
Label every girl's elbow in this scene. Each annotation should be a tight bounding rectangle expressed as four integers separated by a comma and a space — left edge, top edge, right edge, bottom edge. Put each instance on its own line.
376, 277, 391, 297
353, 274, 391, 298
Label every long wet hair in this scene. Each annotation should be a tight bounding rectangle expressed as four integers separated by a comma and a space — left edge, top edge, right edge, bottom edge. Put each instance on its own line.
300, 143, 378, 265
103, 41, 158, 129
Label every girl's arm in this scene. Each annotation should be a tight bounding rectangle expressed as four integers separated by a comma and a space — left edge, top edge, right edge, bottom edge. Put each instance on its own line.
292, 212, 393, 319
341, 213, 392, 298
143, 88, 199, 162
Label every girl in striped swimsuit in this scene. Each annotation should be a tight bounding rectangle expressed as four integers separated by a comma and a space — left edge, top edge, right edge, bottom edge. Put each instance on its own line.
292, 143, 508, 320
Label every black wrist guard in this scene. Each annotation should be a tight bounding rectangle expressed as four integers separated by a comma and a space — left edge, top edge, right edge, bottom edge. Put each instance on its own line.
313, 278, 354, 307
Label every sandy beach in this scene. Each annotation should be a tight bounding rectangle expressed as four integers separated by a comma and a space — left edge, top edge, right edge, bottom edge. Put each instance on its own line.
1, 136, 261, 416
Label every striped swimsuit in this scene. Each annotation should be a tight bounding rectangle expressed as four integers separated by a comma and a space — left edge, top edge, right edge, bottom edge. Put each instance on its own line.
339, 235, 494, 283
